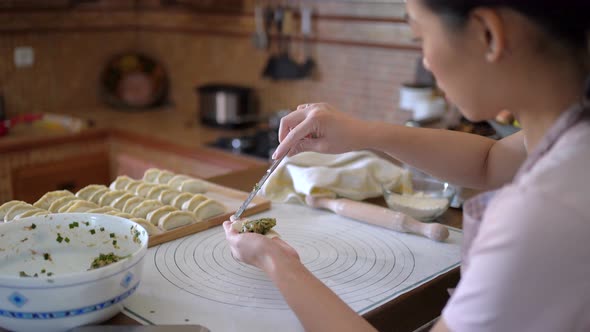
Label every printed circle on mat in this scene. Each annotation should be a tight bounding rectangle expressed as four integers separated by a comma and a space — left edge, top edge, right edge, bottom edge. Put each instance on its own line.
153, 218, 415, 310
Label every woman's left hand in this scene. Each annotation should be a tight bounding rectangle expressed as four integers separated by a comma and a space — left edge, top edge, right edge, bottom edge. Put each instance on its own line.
223, 219, 300, 271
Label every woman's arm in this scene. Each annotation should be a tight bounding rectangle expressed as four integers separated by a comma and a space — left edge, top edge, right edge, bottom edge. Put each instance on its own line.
223, 221, 376, 332
263, 248, 377, 332
275, 104, 527, 191
366, 123, 526, 190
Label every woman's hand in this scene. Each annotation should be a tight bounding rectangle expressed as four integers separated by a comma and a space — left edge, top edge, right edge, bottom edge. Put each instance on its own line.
273, 103, 367, 159
223, 219, 300, 271
225, 218, 377, 332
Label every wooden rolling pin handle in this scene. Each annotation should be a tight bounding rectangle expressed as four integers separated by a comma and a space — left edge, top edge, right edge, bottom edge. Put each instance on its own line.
306, 196, 449, 242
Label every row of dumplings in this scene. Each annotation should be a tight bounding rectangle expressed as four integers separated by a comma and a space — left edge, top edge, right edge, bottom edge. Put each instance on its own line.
141, 168, 208, 194
108, 172, 225, 218
0, 192, 161, 235
0, 170, 227, 235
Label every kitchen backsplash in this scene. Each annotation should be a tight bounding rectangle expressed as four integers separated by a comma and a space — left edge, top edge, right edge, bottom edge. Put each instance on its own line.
0, 0, 420, 123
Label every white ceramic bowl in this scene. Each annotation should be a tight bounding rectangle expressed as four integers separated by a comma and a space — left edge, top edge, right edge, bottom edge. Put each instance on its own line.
0, 213, 148, 332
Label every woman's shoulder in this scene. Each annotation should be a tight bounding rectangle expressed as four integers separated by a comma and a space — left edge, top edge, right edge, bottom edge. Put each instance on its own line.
513, 121, 590, 215
487, 183, 589, 227
448, 181, 590, 332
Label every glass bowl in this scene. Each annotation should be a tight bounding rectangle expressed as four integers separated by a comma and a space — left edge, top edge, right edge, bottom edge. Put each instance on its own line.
383, 176, 456, 222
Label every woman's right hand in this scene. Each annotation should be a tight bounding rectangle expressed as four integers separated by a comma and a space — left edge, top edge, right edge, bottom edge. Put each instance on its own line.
223, 219, 300, 271
272, 103, 366, 159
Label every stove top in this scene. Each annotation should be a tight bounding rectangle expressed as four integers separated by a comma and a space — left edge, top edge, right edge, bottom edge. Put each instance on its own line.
207, 128, 279, 160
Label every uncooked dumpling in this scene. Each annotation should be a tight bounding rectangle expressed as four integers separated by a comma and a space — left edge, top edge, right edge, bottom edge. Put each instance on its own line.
5, 203, 35, 222
143, 168, 161, 183
98, 190, 127, 207
109, 175, 134, 191
58, 199, 84, 213
31, 210, 50, 217
75, 185, 107, 201
13, 208, 47, 220
158, 211, 196, 231
193, 199, 226, 221
48, 196, 78, 213
87, 207, 117, 214
33, 190, 74, 210
181, 194, 208, 212
103, 211, 120, 217
136, 183, 158, 197
146, 185, 170, 200
114, 212, 134, 219
130, 218, 161, 235
158, 189, 180, 205
125, 180, 142, 193
146, 205, 178, 225
65, 201, 99, 213
170, 192, 194, 210
122, 197, 144, 214
88, 188, 109, 204
110, 193, 136, 210
156, 170, 174, 184
0, 201, 28, 221
167, 175, 190, 189
178, 179, 207, 194
130, 199, 163, 219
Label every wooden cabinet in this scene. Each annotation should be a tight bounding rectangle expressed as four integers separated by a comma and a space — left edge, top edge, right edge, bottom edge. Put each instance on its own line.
2, 128, 266, 204
111, 152, 161, 180
110, 151, 236, 181
163, 0, 244, 12
11, 152, 110, 203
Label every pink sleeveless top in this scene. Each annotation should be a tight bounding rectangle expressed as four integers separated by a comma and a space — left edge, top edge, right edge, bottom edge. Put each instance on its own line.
444, 102, 590, 331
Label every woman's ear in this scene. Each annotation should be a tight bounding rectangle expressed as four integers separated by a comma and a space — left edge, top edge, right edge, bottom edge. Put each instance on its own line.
470, 8, 506, 62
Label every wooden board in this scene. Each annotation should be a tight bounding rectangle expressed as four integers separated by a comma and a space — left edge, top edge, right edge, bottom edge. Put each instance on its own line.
147, 182, 270, 247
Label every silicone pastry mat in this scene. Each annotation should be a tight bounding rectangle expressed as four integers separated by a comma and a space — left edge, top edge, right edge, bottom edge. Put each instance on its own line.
125, 203, 461, 331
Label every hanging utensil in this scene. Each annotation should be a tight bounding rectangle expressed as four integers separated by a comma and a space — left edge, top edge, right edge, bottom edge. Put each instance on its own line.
299, 6, 315, 78
262, 6, 302, 80
262, 5, 282, 78
263, 4, 274, 50
251, 3, 268, 50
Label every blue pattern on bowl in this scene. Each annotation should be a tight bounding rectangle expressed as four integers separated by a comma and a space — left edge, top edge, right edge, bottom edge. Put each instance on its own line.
0, 283, 138, 320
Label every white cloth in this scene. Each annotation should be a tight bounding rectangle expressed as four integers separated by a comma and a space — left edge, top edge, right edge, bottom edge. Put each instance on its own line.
260, 151, 404, 204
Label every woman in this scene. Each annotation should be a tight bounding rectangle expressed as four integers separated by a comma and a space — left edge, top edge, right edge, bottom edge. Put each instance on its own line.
224, 1, 590, 331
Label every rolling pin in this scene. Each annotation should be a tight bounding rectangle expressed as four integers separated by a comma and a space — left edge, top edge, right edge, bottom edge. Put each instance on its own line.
305, 195, 450, 242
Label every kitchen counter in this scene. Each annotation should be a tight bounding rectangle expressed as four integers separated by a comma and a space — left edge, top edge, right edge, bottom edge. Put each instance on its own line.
0, 107, 271, 203
0, 107, 264, 155
56, 107, 255, 151
105, 165, 462, 332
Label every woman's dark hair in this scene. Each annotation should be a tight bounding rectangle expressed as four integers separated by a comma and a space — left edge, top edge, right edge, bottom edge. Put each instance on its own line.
421, 0, 590, 98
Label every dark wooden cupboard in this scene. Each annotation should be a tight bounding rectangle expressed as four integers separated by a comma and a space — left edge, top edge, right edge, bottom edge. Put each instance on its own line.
11, 152, 110, 203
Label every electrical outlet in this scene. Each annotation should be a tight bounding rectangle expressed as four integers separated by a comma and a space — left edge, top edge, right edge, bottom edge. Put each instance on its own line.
14, 46, 34, 68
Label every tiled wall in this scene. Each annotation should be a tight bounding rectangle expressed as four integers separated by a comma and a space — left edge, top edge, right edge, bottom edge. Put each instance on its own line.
0, 1, 421, 122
